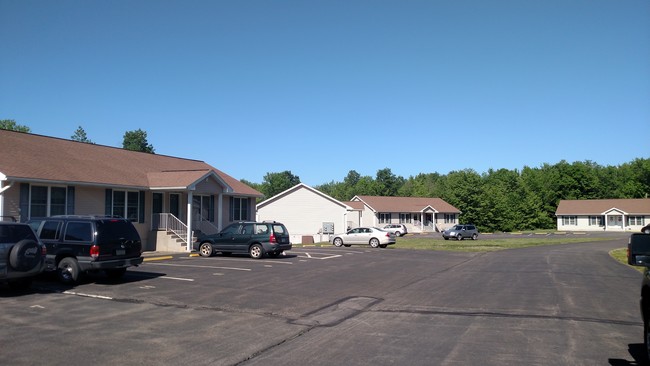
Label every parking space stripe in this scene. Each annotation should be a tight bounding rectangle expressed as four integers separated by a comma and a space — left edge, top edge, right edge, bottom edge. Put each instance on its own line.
145, 262, 252, 271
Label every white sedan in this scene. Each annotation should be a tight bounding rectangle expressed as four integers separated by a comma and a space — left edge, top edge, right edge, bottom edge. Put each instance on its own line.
329, 227, 396, 248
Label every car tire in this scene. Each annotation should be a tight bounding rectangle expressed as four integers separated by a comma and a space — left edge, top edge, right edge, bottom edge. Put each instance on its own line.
369, 238, 380, 248
395, 231, 402, 237
8, 239, 41, 272
456, 235, 463, 241
333, 238, 343, 247
249, 244, 264, 259
472, 234, 478, 240
198, 242, 213, 257
106, 268, 127, 280
57, 257, 80, 284
645, 228, 650, 234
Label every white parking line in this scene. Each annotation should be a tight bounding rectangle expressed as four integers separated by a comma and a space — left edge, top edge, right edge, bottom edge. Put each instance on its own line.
296, 253, 343, 260
145, 262, 252, 271
161, 276, 194, 281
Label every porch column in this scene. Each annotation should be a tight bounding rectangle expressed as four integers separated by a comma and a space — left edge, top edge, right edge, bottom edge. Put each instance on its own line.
420, 212, 424, 232
604, 214, 608, 231
217, 193, 223, 231
187, 191, 193, 252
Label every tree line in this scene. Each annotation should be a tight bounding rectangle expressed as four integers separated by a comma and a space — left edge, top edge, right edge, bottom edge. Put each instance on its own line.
244, 160, 650, 232
0, 119, 155, 153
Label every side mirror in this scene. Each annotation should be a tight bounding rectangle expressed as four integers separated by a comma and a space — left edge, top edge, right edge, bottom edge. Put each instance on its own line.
628, 234, 650, 266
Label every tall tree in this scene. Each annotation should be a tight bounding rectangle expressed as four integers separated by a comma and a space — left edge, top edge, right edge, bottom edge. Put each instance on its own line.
122, 129, 155, 153
71, 126, 94, 143
0, 119, 30, 132
260, 171, 301, 198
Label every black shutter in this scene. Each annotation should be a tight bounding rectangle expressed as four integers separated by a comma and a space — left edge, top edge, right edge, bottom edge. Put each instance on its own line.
19, 183, 29, 222
105, 189, 112, 216
67, 186, 75, 215
139, 191, 145, 223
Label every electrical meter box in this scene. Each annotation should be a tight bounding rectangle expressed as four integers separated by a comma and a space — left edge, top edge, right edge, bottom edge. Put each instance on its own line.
322, 222, 334, 235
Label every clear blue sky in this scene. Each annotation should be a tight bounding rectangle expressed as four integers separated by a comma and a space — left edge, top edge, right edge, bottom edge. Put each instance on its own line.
2, 0, 648, 186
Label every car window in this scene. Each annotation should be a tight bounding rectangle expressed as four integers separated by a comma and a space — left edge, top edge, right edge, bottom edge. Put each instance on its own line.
221, 224, 239, 235
64, 222, 93, 242
255, 224, 269, 235
96, 220, 140, 244
40, 221, 63, 240
272, 224, 286, 235
240, 224, 254, 235
349, 228, 360, 234
0, 224, 37, 243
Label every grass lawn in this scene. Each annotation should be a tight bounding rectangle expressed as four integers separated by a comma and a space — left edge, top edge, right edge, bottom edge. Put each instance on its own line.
610, 247, 644, 273
392, 236, 612, 252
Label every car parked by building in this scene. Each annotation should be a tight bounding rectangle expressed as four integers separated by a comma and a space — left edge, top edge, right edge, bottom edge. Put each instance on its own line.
382, 224, 408, 237
442, 224, 479, 240
627, 233, 650, 360
194, 221, 292, 259
28, 215, 143, 284
0, 221, 47, 290
330, 227, 396, 248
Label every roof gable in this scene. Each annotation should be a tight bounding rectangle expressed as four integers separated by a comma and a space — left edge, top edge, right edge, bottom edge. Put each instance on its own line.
0, 130, 260, 196
257, 183, 352, 209
351, 195, 460, 213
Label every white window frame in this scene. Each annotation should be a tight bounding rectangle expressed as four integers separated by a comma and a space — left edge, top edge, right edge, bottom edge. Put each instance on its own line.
112, 190, 140, 221
30, 185, 67, 218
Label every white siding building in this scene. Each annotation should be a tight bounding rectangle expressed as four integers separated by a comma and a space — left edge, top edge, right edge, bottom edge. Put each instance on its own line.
555, 199, 650, 232
256, 183, 359, 244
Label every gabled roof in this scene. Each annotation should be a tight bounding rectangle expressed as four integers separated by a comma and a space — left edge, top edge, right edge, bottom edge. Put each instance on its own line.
0, 130, 261, 196
351, 195, 460, 213
257, 183, 354, 210
555, 199, 650, 215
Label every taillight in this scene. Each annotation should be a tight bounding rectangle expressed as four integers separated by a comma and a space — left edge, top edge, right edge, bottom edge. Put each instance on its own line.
386, 232, 391, 238
41, 245, 47, 255
90, 245, 100, 260
269, 233, 277, 243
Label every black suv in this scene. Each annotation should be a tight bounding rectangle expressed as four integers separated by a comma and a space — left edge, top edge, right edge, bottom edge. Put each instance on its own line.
195, 221, 291, 259
627, 233, 650, 360
28, 216, 143, 284
0, 221, 47, 290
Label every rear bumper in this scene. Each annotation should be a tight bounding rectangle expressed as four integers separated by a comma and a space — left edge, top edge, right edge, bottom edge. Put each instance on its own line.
263, 243, 292, 253
81, 256, 144, 271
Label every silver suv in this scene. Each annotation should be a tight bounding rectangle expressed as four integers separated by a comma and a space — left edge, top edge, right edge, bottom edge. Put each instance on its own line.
0, 221, 47, 290
442, 224, 479, 240
382, 224, 408, 237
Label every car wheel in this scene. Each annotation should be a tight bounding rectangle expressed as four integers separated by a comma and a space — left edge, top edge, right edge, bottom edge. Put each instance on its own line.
9, 239, 41, 272
456, 234, 463, 241
472, 234, 478, 240
645, 228, 650, 234
199, 242, 213, 257
395, 231, 402, 237
57, 257, 80, 284
369, 238, 380, 248
106, 268, 127, 280
249, 244, 264, 259
333, 238, 343, 247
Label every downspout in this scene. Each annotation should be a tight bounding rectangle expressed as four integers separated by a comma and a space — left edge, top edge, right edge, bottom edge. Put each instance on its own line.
187, 191, 193, 252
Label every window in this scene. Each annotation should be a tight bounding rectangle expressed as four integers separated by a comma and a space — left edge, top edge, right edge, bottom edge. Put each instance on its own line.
379, 213, 391, 224
444, 214, 455, 224
589, 216, 604, 226
111, 191, 139, 221
64, 222, 93, 242
40, 221, 62, 240
230, 197, 249, 221
399, 213, 412, 224
30, 186, 67, 218
562, 216, 577, 226
628, 216, 644, 226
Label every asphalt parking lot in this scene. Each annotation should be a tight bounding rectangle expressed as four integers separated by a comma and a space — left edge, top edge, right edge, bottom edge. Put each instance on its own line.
0, 234, 644, 365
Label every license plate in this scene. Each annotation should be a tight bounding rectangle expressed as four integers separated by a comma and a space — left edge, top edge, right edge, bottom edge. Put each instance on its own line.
116, 249, 125, 256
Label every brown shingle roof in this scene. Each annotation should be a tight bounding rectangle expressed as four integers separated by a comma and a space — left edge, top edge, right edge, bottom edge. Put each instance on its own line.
353, 195, 460, 213
0, 130, 261, 196
555, 199, 650, 215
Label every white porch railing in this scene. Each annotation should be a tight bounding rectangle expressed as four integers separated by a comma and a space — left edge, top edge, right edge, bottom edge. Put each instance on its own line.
193, 213, 220, 236
152, 213, 192, 246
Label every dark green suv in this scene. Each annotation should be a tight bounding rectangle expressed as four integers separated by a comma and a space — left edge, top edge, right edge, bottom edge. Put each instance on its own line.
0, 221, 47, 290
195, 221, 291, 259
28, 216, 143, 284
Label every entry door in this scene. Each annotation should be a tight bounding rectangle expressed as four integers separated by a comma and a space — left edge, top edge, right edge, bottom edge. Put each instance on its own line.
608, 215, 622, 229
170, 194, 180, 218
